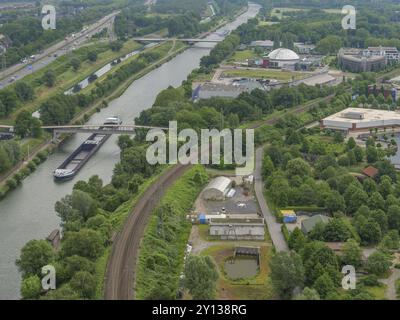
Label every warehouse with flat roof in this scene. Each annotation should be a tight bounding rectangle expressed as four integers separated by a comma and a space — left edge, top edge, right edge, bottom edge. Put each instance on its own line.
321, 107, 400, 131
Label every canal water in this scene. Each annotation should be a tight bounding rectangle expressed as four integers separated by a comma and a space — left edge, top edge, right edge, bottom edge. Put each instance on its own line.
0, 4, 260, 300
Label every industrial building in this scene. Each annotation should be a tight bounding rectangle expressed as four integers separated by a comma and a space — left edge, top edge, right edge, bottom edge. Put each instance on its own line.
338, 48, 387, 72
202, 176, 233, 201
193, 83, 247, 100
265, 48, 300, 69
321, 107, 400, 131
249, 40, 275, 50
365, 46, 400, 62
209, 218, 265, 240
294, 42, 316, 54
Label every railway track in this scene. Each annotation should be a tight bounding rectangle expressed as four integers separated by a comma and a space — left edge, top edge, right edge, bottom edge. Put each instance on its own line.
104, 163, 191, 300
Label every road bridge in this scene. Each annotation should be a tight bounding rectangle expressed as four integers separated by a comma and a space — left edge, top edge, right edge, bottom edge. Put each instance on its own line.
131, 37, 222, 43
0, 124, 168, 140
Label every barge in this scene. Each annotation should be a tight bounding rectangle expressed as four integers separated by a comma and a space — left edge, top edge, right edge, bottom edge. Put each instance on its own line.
53, 117, 122, 181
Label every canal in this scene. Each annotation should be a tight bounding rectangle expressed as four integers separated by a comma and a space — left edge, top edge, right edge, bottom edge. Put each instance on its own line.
0, 4, 260, 299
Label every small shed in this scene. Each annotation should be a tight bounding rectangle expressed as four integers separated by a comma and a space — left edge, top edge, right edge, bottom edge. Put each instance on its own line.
362, 166, 378, 179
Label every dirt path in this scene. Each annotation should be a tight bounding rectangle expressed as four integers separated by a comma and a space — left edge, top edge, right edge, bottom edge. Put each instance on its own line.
104, 164, 191, 300
379, 268, 400, 300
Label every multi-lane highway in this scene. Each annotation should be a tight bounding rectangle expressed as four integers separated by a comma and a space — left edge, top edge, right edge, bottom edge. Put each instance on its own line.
0, 11, 119, 89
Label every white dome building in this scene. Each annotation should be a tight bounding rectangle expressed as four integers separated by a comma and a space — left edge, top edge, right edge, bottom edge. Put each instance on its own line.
267, 48, 300, 68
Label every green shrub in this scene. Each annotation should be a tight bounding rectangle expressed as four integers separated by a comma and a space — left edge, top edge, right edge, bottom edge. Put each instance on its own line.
27, 161, 37, 172
33, 157, 42, 165
37, 150, 48, 161
6, 178, 18, 190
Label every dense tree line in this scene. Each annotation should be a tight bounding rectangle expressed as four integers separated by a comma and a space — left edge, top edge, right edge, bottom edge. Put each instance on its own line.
0, 140, 21, 174
235, 1, 400, 55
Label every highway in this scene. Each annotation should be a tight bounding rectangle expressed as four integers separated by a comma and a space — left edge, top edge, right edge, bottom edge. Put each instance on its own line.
0, 11, 120, 89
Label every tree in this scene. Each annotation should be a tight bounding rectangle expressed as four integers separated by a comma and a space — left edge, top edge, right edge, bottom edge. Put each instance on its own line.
346, 137, 356, 150
69, 271, 96, 299
388, 205, 400, 231
323, 218, 352, 242
110, 40, 123, 52
184, 255, 218, 300
0, 89, 19, 116
368, 192, 385, 210
344, 185, 368, 214
313, 273, 336, 299
64, 255, 96, 279
14, 111, 42, 138
21, 275, 42, 299
365, 250, 392, 276
269, 251, 305, 299
61, 229, 104, 260
286, 158, 312, 178
353, 146, 364, 162
341, 239, 362, 267
366, 146, 378, 163
15, 81, 34, 101
355, 216, 382, 245
16, 240, 54, 276
43, 70, 56, 87
333, 132, 344, 143
87, 51, 98, 62
41, 285, 79, 300
379, 230, 400, 251
315, 35, 343, 54
293, 287, 320, 300
288, 227, 307, 252
301, 242, 340, 286
324, 190, 345, 213
262, 155, 274, 177
70, 58, 81, 71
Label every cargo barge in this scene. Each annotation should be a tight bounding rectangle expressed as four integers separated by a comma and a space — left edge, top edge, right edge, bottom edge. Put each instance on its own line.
53, 117, 121, 181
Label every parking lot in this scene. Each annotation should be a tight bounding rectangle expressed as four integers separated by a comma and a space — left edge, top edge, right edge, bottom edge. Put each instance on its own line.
197, 184, 259, 215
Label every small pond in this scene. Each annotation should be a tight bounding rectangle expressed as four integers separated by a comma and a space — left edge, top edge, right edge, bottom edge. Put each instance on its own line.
224, 256, 259, 280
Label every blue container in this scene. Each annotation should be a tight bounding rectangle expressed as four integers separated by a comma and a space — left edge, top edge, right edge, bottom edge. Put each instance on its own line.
198, 214, 207, 224
283, 216, 297, 223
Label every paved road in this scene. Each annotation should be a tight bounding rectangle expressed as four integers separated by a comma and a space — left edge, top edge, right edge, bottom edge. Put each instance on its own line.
254, 146, 288, 252
104, 164, 191, 300
0, 11, 119, 89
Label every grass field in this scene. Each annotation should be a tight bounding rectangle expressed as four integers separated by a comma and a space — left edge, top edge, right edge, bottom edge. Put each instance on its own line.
222, 68, 306, 81
201, 244, 275, 300
228, 50, 257, 63
271, 7, 343, 20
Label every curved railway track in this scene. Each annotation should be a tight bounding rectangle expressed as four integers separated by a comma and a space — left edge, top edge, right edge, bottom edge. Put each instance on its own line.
104, 163, 191, 300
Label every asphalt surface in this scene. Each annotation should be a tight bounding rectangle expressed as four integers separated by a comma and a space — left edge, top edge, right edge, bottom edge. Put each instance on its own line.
254, 146, 288, 252
104, 164, 191, 300
0, 11, 119, 89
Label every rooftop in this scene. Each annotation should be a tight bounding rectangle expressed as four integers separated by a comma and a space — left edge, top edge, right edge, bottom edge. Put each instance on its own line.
210, 218, 264, 224
268, 48, 300, 61
323, 107, 400, 124
301, 214, 331, 233
362, 166, 379, 178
